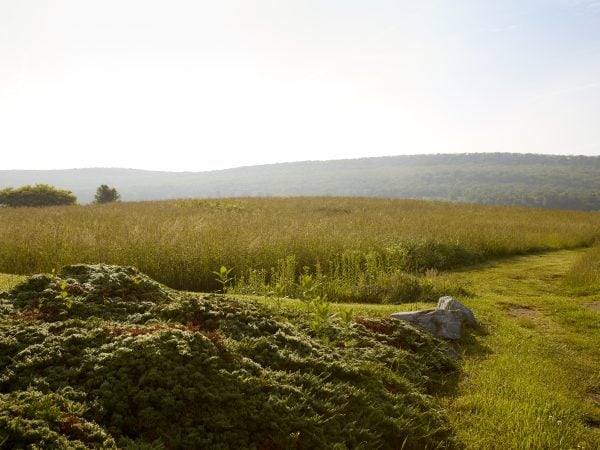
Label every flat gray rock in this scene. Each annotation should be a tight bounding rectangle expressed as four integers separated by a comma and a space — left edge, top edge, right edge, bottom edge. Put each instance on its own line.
390, 309, 463, 340
390, 296, 478, 340
437, 296, 478, 328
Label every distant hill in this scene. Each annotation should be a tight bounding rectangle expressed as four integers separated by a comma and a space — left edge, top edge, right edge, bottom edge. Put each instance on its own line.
1, 153, 600, 210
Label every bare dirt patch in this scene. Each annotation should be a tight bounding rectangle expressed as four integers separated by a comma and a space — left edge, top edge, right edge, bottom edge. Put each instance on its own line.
506, 306, 539, 319
581, 301, 600, 311
584, 389, 600, 428
588, 390, 600, 406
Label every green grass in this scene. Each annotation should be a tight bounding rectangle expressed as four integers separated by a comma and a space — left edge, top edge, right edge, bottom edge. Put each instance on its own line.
1, 197, 599, 299
439, 250, 600, 449
231, 294, 437, 326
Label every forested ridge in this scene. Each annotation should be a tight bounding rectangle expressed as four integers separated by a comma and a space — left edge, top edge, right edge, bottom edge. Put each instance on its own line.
2, 153, 599, 210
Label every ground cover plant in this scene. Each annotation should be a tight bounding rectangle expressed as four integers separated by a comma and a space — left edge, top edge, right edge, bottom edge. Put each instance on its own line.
0, 264, 458, 449
1, 197, 599, 303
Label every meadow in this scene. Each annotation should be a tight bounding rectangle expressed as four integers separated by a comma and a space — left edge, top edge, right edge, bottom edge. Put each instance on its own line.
1, 197, 600, 303
1, 197, 599, 448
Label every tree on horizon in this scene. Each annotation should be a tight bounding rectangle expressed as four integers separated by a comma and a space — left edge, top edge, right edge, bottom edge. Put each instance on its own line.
94, 184, 120, 204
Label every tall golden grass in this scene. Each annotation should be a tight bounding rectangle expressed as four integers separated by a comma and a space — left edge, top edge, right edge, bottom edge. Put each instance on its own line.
564, 245, 600, 294
1, 197, 599, 294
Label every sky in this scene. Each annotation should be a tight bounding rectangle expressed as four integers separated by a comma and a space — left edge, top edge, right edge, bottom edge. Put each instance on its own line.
1, 0, 600, 172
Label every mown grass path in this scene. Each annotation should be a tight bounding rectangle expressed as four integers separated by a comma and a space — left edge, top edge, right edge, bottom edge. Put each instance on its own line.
442, 249, 600, 449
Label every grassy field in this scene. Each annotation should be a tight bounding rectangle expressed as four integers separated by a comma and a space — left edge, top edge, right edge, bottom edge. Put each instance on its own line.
1, 197, 600, 302
0, 198, 600, 449
164, 247, 600, 448
1, 197, 599, 447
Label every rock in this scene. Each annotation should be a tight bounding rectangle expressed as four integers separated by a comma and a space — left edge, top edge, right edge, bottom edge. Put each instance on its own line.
390, 296, 477, 340
390, 309, 463, 340
437, 296, 478, 328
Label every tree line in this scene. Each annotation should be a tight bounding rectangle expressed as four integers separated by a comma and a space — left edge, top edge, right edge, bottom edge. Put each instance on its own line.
0, 184, 120, 207
1, 154, 599, 210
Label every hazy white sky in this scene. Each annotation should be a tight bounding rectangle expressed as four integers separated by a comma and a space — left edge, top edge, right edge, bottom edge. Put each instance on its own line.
1, 0, 600, 171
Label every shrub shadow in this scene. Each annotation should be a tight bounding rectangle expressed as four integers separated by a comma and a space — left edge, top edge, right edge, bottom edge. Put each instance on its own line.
437, 324, 492, 398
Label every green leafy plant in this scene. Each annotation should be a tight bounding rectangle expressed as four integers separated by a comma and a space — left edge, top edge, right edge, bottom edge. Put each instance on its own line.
212, 265, 234, 294
297, 272, 317, 312
310, 295, 332, 336
269, 282, 288, 312
339, 307, 354, 327
58, 280, 74, 309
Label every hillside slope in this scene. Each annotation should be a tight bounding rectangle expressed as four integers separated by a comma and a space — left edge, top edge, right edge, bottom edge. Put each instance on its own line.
2, 153, 599, 209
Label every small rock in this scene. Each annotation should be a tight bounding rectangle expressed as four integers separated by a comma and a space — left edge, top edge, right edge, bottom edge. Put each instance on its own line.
390, 309, 463, 340
390, 296, 477, 340
437, 296, 478, 328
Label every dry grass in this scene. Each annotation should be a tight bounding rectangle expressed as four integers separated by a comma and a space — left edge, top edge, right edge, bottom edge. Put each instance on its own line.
1, 197, 599, 294
564, 244, 600, 295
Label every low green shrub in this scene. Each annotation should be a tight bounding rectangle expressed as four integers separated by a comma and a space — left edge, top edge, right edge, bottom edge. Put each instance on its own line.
0, 265, 458, 449
0, 389, 117, 449
0, 184, 77, 207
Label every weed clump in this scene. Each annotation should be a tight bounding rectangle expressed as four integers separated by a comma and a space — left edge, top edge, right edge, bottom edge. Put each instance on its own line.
1, 265, 458, 449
